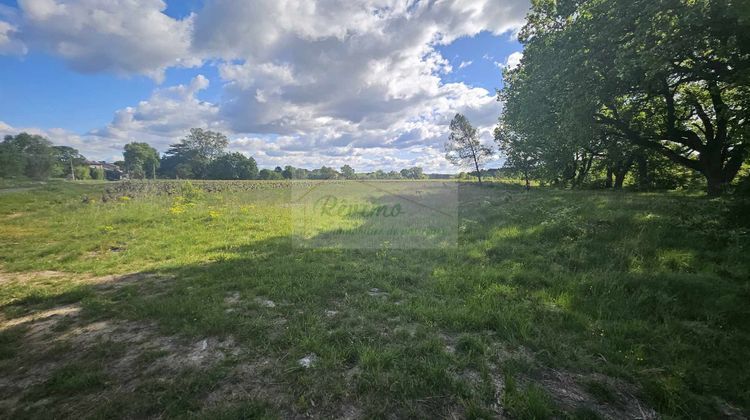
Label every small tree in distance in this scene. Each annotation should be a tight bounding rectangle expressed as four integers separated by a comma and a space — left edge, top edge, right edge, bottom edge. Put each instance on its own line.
340, 165, 355, 179
445, 114, 493, 184
123, 142, 160, 179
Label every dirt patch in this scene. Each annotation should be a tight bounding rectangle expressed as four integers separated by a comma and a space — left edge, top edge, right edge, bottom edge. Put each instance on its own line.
0, 284, 245, 416
224, 291, 241, 305
0, 270, 67, 285
0, 270, 166, 292
537, 369, 657, 419
255, 297, 276, 308
1, 305, 81, 330
367, 288, 389, 298
479, 342, 657, 419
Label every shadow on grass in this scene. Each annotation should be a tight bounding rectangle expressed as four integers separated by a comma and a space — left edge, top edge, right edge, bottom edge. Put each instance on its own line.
1, 185, 748, 418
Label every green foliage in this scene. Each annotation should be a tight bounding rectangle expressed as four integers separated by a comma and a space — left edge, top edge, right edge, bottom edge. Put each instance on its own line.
90, 167, 105, 180
309, 166, 338, 179
123, 142, 160, 179
160, 128, 229, 179
258, 168, 282, 180
73, 165, 91, 180
206, 152, 258, 180
495, 125, 540, 189
399, 166, 424, 179
502, 0, 750, 195
340, 164, 355, 179
0, 133, 58, 179
51, 145, 86, 178
445, 114, 493, 183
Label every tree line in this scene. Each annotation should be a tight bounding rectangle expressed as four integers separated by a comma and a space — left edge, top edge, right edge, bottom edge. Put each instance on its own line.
0, 128, 437, 182
122, 128, 433, 181
492, 0, 749, 196
0, 133, 108, 180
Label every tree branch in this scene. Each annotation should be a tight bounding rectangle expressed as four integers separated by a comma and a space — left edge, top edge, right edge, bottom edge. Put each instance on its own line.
595, 113, 703, 172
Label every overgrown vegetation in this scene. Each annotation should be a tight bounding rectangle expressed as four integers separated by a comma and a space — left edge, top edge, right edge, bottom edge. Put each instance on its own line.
0, 180, 747, 418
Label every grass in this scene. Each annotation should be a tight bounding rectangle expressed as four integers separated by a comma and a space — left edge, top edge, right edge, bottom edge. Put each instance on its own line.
0, 180, 748, 418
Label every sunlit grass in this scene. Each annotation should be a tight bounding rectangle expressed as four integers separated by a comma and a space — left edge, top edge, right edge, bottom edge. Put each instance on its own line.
0, 180, 748, 418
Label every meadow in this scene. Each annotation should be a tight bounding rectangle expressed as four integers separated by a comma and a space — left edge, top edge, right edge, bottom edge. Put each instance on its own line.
0, 180, 748, 419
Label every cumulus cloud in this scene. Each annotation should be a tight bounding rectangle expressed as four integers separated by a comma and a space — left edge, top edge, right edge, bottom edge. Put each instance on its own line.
0, 5, 27, 54
496, 51, 523, 71
14, 0, 198, 80
0, 75, 222, 162
90, 75, 222, 151
3, 0, 528, 171
189, 0, 526, 169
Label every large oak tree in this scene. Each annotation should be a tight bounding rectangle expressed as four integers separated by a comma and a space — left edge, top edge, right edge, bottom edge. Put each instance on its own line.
502, 0, 750, 195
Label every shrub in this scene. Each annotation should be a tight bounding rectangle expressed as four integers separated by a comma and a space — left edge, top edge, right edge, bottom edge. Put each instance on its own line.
73, 165, 91, 180
90, 167, 105, 180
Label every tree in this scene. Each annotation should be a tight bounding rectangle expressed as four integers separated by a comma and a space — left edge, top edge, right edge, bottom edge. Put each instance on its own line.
494, 124, 540, 190
0, 133, 57, 179
504, 0, 750, 196
0, 137, 25, 178
400, 167, 424, 179
123, 142, 160, 179
340, 165, 355, 179
445, 114, 493, 184
258, 168, 282, 180
160, 129, 229, 179
183, 128, 228, 161
309, 166, 338, 179
282, 165, 294, 179
52, 146, 86, 179
206, 153, 258, 180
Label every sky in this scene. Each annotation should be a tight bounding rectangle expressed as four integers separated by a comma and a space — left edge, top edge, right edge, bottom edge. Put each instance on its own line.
0, 0, 528, 172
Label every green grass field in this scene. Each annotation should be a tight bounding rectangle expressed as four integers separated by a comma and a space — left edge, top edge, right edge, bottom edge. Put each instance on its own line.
0, 180, 748, 419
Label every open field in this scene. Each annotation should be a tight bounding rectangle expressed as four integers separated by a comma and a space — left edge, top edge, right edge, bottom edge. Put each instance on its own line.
0, 180, 748, 419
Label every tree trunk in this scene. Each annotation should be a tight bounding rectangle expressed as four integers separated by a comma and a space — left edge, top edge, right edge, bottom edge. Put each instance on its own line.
605, 168, 613, 188
524, 169, 530, 191
573, 153, 593, 187
613, 158, 633, 190
635, 153, 649, 190
473, 157, 482, 185
705, 172, 725, 197
614, 171, 626, 189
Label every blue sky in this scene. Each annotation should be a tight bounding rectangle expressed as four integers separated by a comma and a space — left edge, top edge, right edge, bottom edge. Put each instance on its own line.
0, 0, 527, 171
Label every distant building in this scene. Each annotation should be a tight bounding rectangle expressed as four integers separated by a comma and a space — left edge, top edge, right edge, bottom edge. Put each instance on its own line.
86, 160, 125, 181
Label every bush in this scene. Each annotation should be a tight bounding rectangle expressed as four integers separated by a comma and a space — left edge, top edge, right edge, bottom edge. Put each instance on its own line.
90, 167, 105, 180
73, 165, 91, 180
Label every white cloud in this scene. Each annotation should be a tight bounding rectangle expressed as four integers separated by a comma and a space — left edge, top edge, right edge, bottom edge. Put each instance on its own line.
190, 0, 525, 170
496, 51, 523, 71
15, 0, 198, 80
3, 0, 529, 172
0, 5, 27, 54
2, 75, 222, 163
458, 60, 473, 69
0, 20, 26, 54
89, 75, 222, 151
